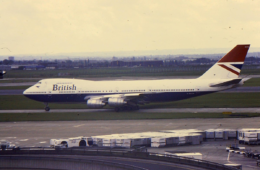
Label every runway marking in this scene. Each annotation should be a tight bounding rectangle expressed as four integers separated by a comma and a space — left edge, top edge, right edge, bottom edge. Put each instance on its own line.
39, 141, 46, 143
19, 139, 28, 141
74, 124, 85, 128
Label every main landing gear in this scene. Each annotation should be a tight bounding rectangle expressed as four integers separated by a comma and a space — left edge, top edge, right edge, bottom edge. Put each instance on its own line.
44, 103, 50, 112
114, 105, 139, 112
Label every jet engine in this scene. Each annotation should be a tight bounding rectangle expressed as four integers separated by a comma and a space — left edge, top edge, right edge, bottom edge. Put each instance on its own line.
87, 99, 105, 108
108, 98, 127, 107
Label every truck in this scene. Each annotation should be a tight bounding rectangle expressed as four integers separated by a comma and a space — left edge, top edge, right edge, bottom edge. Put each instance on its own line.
0, 141, 15, 150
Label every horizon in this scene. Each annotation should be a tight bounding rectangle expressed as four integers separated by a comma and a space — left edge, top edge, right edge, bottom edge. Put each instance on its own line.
0, 0, 260, 58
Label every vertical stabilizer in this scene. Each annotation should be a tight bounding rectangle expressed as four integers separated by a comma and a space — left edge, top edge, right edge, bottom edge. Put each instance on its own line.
199, 45, 250, 79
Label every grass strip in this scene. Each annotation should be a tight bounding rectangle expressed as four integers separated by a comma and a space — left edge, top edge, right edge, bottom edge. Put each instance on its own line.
3, 67, 259, 79
243, 78, 260, 87
0, 93, 260, 110
0, 112, 259, 122
0, 86, 30, 90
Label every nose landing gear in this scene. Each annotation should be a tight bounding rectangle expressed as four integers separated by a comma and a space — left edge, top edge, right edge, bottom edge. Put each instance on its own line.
44, 103, 50, 112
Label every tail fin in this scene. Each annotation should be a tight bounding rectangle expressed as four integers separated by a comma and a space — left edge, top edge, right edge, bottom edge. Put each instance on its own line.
199, 44, 250, 79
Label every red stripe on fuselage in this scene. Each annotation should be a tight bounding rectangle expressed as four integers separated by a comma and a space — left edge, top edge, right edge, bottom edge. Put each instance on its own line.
218, 64, 239, 75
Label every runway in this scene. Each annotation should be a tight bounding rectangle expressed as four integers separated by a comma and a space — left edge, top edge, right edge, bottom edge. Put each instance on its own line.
0, 82, 35, 86
1, 86, 260, 95
0, 107, 259, 113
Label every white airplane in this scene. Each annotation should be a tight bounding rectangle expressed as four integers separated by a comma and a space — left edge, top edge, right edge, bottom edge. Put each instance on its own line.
24, 44, 250, 112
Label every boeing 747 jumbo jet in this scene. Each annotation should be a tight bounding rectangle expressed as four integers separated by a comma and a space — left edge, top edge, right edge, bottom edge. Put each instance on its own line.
24, 45, 250, 112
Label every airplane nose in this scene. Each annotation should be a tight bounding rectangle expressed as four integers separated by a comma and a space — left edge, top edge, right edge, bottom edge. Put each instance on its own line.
23, 87, 31, 95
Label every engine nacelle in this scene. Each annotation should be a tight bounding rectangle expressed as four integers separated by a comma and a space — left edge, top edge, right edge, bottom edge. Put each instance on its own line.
87, 99, 105, 108
108, 98, 127, 107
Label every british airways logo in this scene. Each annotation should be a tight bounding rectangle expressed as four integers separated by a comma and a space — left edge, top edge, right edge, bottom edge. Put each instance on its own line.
218, 63, 243, 76
53, 84, 76, 91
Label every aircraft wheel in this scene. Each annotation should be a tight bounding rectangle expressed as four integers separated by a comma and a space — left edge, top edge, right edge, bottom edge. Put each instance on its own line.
114, 107, 120, 112
45, 107, 50, 112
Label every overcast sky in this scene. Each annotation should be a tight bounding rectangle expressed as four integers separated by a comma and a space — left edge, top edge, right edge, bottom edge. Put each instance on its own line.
0, 0, 259, 57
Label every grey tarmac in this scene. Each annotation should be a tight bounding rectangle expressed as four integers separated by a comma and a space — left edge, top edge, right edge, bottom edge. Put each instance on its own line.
1, 118, 260, 170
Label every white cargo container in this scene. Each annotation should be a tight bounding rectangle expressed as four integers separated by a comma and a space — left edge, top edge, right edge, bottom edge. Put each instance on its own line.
151, 142, 166, 147
151, 137, 173, 145
228, 130, 237, 138
131, 138, 147, 146
92, 137, 103, 146
223, 131, 229, 140
116, 138, 124, 147
165, 152, 202, 160
172, 137, 179, 144
122, 139, 132, 148
258, 133, 260, 141
205, 130, 215, 139
122, 143, 131, 148
102, 138, 116, 144
151, 138, 165, 143
215, 130, 223, 139
102, 138, 116, 147
185, 136, 192, 144
244, 137, 257, 142
103, 143, 116, 147
50, 139, 57, 147
178, 136, 186, 145
244, 132, 257, 138
190, 134, 200, 145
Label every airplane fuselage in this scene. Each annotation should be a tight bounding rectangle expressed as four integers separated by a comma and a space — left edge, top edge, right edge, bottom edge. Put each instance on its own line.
23, 78, 233, 103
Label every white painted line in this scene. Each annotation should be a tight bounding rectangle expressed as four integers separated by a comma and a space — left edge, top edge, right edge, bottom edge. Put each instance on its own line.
74, 124, 85, 128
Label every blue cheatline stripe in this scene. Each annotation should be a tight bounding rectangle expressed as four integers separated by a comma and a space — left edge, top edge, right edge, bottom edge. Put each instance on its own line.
231, 64, 243, 70
24, 91, 215, 103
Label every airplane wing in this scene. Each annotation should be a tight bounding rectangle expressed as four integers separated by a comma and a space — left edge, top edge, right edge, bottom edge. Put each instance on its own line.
209, 78, 250, 87
84, 92, 148, 105
210, 79, 242, 87
84, 93, 142, 100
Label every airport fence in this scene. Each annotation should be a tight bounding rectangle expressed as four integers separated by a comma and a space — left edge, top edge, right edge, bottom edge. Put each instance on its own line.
0, 148, 237, 170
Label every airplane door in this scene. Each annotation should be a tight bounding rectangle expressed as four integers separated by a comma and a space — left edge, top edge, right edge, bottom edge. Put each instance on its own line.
46, 82, 52, 95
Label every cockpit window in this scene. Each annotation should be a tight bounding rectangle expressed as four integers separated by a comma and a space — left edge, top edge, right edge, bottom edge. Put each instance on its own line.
37, 82, 42, 84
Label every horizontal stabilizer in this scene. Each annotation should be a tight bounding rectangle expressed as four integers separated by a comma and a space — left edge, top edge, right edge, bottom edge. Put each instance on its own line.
210, 79, 242, 87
